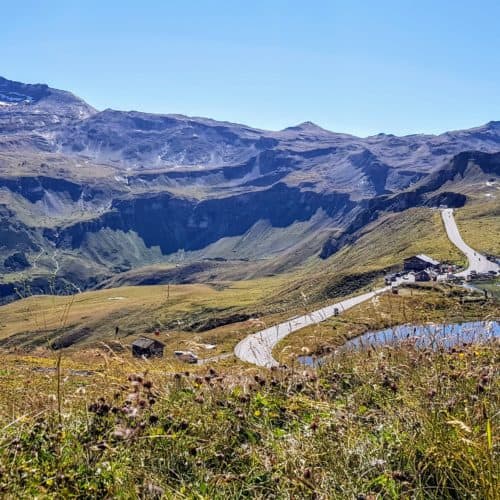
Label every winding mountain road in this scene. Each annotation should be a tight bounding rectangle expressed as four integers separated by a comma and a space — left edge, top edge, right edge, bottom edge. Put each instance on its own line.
441, 209, 499, 277
234, 286, 391, 367
235, 208, 498, 368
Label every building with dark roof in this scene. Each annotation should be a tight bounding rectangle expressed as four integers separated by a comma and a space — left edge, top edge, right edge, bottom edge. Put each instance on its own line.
414, 270, 431, 282
403, 254, 440, 272
131, 337, 164, 358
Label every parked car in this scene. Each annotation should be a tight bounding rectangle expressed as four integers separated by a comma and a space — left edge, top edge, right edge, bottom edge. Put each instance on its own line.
174, 351, 198, 364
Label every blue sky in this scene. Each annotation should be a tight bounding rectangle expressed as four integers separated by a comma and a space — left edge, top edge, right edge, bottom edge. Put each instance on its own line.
1, 1, 500, 136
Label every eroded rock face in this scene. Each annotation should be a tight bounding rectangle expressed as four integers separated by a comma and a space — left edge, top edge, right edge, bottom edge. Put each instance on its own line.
4, 252, 30, 271
0, 176, 85, 202
52, 183, 355, 254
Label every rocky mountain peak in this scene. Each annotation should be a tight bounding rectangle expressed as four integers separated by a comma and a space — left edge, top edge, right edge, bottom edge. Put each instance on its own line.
0, 76, 96, 135
0, 76, 51, 105
283, 121, 330, 133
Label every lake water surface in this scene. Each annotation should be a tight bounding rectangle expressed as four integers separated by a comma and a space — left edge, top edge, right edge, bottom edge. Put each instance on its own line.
298, 320, 499, 367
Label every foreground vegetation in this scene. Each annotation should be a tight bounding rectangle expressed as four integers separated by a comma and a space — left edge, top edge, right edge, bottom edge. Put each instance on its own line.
0, 335, 498, 498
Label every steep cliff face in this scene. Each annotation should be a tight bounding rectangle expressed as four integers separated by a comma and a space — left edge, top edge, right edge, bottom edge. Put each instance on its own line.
415, 150, 500, 192
53, 183, 355, 254
0, 204, 42, 254
0, 176, 86, 203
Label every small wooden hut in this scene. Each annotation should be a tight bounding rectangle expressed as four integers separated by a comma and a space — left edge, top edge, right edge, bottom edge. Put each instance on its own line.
132, 337, 165, 358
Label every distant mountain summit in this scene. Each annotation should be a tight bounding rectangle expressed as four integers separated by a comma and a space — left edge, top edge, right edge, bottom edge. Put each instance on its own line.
0, 76, 52, 104
0, 76, 95, 134
282, 121, 331, 133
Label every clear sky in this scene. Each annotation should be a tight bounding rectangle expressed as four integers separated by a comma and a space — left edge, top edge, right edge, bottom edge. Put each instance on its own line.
2, 0, 500, 136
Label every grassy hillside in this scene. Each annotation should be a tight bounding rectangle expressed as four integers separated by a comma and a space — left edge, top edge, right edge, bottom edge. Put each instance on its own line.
0, 279, 294, 359
454, 201, 500, 256
0, 214, 497, 497
319, 207, 464, 273
261, 207, 465, 312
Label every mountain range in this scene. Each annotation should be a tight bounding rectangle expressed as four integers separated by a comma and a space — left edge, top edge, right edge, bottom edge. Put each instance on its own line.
1, 76, 499, 303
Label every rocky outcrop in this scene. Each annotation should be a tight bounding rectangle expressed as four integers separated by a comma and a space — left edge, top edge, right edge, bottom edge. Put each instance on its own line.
0, 175, 86, 203
4, 252, 30, 271
318, 167, 471, 260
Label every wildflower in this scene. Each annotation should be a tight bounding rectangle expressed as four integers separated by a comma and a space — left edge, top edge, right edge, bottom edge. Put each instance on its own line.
178, 420, 189, 430
369, 458, 386, 468
145, 483, 164, 499
392, 470, 411, 482
113, 426, 134, 440
124, 407, 139, 418
88, 402, 98, 413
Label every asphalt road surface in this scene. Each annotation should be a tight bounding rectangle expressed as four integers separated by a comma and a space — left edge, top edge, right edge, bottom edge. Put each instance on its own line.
441, 209, 499, 277
234, 286, 392, 367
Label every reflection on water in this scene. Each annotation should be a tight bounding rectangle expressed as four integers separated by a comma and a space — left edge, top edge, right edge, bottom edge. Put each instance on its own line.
298, 320, 499, 367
